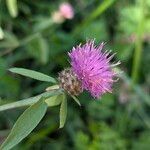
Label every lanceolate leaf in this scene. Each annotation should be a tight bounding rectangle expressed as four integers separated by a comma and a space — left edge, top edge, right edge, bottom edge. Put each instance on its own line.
9, 67, 56, 83
0, 26, 4, 40
38, 35, 49, 64
0, 89, 62, 112
71, 95, 81, 106
59, 94, 67, 128
0, 97, 48, 150
6, 0, 18, 18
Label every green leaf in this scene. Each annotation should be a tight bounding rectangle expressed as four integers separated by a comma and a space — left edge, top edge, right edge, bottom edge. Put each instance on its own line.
45, 94, 63, 107
6, 0, 18, 18
25, 34, 49, 64
0, 89, 62, 112
38, 36, 49, 64
9, 67, 56, 83
59, 94, 67, 128
0, 32, 19, 49
33, 18, 53, 32
0, 97, 48, 150
0, 26, 4, 40
87, 0, 115, 22
73, 0, 115, 34
71, 95, 81, 106
46, 85, 60, 91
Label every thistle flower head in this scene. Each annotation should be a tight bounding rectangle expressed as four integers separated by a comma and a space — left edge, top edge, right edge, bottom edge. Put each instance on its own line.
68, 40, 120, 98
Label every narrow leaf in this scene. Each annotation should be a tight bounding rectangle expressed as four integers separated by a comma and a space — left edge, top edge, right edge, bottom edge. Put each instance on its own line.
45, 94, 62, 107
6, 0, 18, 18
87, 0, 115, 22
73, 0, 115, 34
38, 36, 49, 64
0, 26, 4, 40
59, 94, 67, 128
0, 89, 62, 112
71, 95, 81, 106
0, 97, 48, 150
46, 85, 60, 91
33, 18, 53, 32
9, 67, 56, 83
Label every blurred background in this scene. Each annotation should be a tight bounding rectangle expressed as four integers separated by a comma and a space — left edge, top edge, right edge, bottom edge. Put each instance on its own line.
0, 0, 150, 149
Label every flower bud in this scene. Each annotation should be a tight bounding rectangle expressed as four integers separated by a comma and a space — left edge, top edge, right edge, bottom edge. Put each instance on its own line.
58, 68, 83, 96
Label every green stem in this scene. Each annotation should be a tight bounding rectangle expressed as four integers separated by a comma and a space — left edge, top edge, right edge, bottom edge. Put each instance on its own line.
131, 1, 145, 84
131, 30, 143, 84
73, 0, 116, 35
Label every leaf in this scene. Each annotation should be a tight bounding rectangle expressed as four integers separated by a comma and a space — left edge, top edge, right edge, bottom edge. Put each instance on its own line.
87, 0, 115, 22
9, 67, 56, 83
0, 89, 62, 112
24, 33, 49, 64
73, 0, 115, 34
59, 94, 67, 128
0, 97, 48, 150
0, 26, 4, 40
45, 94, 63, 107
38, 36, 49, 64
71, 95, 81, 106
0, 32, 19, 49
6, 0, 18, 18
33, 18, 53, 32
46, 85, 60, 91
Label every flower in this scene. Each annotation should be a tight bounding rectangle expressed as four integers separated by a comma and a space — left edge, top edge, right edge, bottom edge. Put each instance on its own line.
52, 11, 65, 24
51, 2, 74, 24
59, 2, 74, 19
68, 40, 120, 98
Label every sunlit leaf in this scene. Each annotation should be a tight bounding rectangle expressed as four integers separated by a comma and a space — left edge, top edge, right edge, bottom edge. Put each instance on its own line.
6, 0, 18, 18
0, 26, 4, 40
46, 85, 60, 91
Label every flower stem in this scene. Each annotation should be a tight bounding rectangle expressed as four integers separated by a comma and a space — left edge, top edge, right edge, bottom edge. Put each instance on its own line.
131, 0, 145, 84
131, 34, 143, 84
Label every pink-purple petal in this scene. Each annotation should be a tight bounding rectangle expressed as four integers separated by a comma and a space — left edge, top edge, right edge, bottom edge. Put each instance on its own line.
69, 40, 118, 98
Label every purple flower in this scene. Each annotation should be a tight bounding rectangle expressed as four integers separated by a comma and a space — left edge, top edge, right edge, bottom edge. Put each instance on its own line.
68, 40, 120, 98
